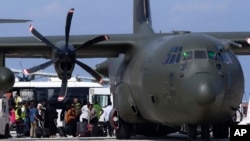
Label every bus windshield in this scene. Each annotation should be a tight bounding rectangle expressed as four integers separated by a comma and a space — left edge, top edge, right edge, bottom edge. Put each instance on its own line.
92, 95, 111, 107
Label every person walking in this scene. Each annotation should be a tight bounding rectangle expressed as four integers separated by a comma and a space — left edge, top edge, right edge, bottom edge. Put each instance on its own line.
23, 101, 30, 136
73, 98, 81, 122
29, 101, 37, 138
65, 104, 77, 137
47, 103, 58, 138
100, 101, 113, 137
15, 102, 24, 137
80, 102, 90, 125
14, 92, 22, 109
9, 105, 16, 130
89, 104, 98, 126
35, 103, 45, 128
88, 104, 98, 136
93, 101, 102, 121
60, 102, 70, 127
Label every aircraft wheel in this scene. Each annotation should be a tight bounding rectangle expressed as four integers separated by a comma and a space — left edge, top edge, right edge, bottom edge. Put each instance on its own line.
187, 124, 197, 141
212, 122, 229, 139
200, 124, 210, 139
116, 117, 131, 139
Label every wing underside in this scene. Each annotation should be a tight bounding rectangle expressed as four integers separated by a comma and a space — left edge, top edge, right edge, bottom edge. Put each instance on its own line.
0, 34, 138, 59
1, 32, 250, 58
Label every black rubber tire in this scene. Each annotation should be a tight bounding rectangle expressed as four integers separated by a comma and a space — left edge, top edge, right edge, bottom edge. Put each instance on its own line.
187, 124, 197, 141
212, 123, 229, 139
116, 118, 131, 139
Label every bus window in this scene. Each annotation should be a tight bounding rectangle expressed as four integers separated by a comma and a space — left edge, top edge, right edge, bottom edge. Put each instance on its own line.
35, 87, 90, 109
20, 89, 34, 101
92, 95, 110, 107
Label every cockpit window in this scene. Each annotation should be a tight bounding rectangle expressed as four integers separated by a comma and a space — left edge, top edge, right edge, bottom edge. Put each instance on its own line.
164, 54, 171, 64
220, 52, 233, 64
182, 51, 193, 61
176, 53, 181, 63
164, 46, 182, 64
169, 54, 176, 64
170, 46, 182, 53
194, 50, 207, 59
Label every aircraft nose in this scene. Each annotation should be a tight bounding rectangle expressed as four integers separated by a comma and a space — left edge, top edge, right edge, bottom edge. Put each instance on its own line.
196, 79, 216, 105
194, 73, 223, 106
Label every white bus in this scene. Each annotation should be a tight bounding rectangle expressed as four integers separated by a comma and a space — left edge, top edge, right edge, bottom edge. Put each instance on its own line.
10, 77, 103, 126
11, 77, 103, 108
0, 95, 10, 138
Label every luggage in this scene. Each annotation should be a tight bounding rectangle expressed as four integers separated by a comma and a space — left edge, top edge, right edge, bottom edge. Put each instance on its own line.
16, 122, 25, 137
77, 122, 88, 137
92, 125, 104, 137
35, 121, 50, 138
87, 124, 93, 132
42, 128, 50, 137
35, 126, 43, 138
58, 126, 67, 137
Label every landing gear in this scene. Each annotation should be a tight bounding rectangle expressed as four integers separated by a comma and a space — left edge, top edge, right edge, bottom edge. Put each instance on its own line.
187, 124, 210, 141
109, 108, 131, 139
116, 118, 131, 139
212, 122, 229, 139
187, 124, 197, 141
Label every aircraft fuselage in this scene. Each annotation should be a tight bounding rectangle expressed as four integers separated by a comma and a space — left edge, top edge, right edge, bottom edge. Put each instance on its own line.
110, 33, 244, 126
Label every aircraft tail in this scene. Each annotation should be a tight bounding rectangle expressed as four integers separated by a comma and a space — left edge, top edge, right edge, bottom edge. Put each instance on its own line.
133, 0, 154, 34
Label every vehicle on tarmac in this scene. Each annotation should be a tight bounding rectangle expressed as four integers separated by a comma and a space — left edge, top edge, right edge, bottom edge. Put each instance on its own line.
0, 95, 10, 138
9, 77, 103, 126
89, 87, 112, 108
89, 87, 112, 123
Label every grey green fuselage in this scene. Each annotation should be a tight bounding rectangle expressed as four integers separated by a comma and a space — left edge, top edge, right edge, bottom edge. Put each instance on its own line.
106, 33, 244, 127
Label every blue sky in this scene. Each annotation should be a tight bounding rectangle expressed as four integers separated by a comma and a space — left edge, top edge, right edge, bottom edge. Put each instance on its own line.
0, 0, 249, 101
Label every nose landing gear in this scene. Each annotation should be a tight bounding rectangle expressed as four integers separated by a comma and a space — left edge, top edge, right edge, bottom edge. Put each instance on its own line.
109, 108, 131, 139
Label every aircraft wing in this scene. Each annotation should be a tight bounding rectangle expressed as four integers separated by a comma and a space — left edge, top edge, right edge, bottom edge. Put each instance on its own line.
200, 32, 250, 55
1, 32, 250, 58
0, 34, 142, 59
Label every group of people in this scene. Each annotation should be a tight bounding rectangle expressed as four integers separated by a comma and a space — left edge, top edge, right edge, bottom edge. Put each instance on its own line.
9, 93, 114, 138
61, 98, 114, 137
9, 93, 58, 138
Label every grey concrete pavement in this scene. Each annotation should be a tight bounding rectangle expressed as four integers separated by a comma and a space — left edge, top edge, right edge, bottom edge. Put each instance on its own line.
7, 131, 229, 141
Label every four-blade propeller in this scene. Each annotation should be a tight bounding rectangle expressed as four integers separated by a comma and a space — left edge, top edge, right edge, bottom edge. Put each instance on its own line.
24, 8, 109, 102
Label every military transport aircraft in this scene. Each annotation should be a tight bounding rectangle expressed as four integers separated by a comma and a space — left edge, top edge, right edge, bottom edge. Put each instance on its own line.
0, 0, 250, 140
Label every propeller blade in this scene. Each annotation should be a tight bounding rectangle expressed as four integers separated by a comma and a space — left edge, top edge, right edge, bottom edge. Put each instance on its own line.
74, 35, 110, 51
29, 25, 62, 52
65, 8, 74, 48
23, 59, 57, 75
58, 65, 68, 102
75, 59, 103, 84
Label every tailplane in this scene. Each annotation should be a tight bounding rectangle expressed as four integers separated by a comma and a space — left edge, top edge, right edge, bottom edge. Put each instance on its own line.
133, 0, 154, 34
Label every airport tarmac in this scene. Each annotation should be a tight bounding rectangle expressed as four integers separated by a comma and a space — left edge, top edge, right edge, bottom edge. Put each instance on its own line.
7, 131, 229, 141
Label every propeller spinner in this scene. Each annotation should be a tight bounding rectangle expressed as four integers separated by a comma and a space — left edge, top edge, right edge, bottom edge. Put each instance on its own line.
24, 8, 109, 102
